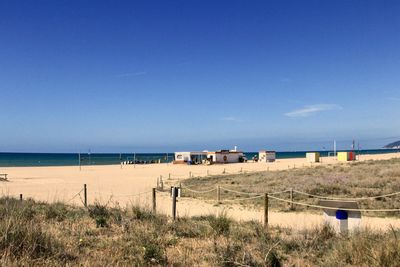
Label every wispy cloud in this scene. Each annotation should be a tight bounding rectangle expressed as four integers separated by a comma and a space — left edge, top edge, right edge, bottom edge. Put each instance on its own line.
115, 71, 147, 77
285, 104, 342, 118
220, 117, 243, 122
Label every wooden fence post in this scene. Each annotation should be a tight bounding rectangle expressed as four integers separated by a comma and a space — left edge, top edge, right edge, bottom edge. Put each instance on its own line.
19, 194, 23, 202
264, 193, 268, 230
217, 185, 221, 203
290, 188, 294, 210
84, 184, 87, 207
152, 188, 156, 214
172, 187, 177, 220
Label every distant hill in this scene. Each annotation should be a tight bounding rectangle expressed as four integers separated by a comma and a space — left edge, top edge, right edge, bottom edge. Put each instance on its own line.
384, 140, 400, 149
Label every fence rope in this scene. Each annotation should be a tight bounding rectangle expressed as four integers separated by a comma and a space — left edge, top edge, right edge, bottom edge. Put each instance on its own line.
268, 195, 400, 212
220, 186, 262, 195
220, 195, 264, 202
66, 188, 84, 203
292, 189, 400, 201
182, 186, 217, 194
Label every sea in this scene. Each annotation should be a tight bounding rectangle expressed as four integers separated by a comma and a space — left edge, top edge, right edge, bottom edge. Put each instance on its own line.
0, 149, 399, 167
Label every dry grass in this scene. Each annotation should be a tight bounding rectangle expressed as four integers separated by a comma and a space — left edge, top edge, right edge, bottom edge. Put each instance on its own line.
0, 196, 399, 266
181, 158, 400, 216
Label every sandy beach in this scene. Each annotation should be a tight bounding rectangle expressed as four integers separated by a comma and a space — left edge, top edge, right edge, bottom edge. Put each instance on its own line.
1, 152, 400, 230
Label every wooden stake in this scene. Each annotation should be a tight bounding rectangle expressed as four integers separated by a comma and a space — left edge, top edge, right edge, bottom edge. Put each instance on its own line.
84, 184, 87, 207
264, 193, 268, 230
19, 194, 23, 202
172, 187, 177, 220
152, 188, 156, 214
290, 188, 294, 210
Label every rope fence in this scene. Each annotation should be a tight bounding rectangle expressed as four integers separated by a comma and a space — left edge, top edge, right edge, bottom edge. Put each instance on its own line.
12, 179, 400, 231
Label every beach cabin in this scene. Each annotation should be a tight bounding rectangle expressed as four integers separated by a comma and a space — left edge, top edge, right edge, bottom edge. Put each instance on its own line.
207, 150, 245, 164
337, 152, 356, 162
174, 152, 207, 164
306, 152, 320, 163
258, 151, 276, 162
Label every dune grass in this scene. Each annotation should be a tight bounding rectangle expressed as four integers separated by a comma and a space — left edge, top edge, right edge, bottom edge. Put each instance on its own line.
181, 158, 400, 216
0, 196, 399, 266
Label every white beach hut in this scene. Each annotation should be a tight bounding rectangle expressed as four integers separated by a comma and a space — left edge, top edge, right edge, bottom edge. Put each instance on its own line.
207, 150, 245, 164
258, 151, 276, 162
174, 151, 208, 164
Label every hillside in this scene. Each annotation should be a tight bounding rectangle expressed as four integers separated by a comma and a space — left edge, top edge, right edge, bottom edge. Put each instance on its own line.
0, 197, 399, 266
384, 140, 400, 149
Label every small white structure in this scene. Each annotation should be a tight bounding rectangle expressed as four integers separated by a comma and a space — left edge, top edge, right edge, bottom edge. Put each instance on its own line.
207, 150, 245, 164
174, 151, 207, 164
319, 200, 361, 233
306, 152, 320, 163
258, 151, 276, 162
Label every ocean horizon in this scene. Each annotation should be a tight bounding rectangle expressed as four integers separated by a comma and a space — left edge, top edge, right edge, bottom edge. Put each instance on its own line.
0, 149, 399, 167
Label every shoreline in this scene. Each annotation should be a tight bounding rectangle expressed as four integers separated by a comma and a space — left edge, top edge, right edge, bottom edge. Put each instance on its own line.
1, 150, 399, 170
0, 149, 399, 168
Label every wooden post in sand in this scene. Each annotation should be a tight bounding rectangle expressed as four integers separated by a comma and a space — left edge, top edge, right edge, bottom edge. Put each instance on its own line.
264, 193, 269, 230
19, 194, 23, 202
189, 171, 192, 178
168, 173, 171, 179
84, 184, 87, 207
172, 187, 177, 220
240, 167, 243, 173
152, 188, 156, 214
217, 185, 221, 203
290, 188, 294, 210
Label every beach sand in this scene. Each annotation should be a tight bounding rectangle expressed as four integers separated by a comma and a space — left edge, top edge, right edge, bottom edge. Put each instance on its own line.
1, 152, 399, 230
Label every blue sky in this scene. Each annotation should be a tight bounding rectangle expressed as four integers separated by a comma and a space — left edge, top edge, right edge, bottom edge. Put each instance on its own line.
1, 1, 399, 152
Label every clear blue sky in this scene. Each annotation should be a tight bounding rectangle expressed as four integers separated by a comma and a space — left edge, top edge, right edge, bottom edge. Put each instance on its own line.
1, 1, 399, 152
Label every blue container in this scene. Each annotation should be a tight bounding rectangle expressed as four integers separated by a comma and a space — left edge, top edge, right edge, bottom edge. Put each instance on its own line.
336, 210, 348, 220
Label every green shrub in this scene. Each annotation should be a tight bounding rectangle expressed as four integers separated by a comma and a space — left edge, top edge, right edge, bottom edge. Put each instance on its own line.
209, 215, 231, 236
88, 202, 109, 228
